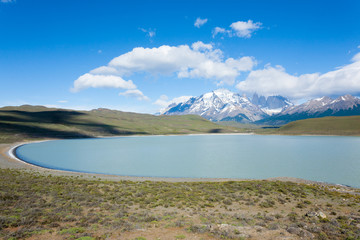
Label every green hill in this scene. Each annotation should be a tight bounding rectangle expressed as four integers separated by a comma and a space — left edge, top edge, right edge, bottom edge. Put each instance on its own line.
274, 115, 360, 136
0, 105, 240, 143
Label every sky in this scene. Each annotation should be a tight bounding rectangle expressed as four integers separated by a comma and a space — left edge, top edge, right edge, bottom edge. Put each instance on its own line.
1, 0, 360, 114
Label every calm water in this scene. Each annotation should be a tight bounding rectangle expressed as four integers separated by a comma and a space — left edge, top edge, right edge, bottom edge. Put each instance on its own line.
15, 135, 360, 187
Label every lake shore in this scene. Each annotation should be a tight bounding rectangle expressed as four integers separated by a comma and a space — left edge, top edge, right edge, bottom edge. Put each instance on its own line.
1, 138, 358, 193
2, 138, 360, 240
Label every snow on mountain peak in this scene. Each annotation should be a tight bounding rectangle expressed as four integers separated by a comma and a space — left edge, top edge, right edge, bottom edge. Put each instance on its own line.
162, 89, 270, 122
161, 90, 360, 123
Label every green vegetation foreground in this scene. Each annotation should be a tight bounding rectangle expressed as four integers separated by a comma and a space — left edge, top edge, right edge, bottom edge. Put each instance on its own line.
1, 169, 360, 239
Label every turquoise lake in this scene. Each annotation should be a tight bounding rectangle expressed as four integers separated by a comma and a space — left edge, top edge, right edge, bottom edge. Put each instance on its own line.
15, 135, 360, 188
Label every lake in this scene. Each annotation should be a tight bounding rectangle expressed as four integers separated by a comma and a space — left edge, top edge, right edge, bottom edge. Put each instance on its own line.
15, 134, 360, 188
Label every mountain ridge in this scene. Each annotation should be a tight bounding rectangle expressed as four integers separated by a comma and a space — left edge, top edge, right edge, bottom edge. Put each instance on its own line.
162, 89, 360, 125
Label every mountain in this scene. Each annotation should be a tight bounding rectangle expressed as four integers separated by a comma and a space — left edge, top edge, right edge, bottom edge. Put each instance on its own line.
162, 89, 285, 123
251, 93, 293, 116
257, 94, 360, 125
162, 89, 360, 125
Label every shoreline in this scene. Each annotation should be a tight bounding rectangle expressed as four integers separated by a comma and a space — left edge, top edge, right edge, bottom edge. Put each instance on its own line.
1, 137, 358, 191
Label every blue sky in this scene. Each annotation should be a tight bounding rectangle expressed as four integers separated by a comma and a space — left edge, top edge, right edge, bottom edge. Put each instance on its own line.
1, 0, 360, 113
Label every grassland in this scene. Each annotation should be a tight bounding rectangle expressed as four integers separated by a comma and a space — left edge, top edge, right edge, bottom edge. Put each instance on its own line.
0, 105, 241, 144
267, 116, 360, 136
0, 168, 359, 240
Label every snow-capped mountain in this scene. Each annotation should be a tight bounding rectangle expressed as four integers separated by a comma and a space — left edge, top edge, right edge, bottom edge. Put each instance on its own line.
258, 94, 360, 125
251, 93, 293, 116
281, 95, 360, 115
162, 89, 360, 124
163, 89, 282, 122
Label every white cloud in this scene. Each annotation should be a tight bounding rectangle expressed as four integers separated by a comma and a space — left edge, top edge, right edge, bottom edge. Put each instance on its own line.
154, 95, 193, 108
119, 89, 150, 101
73, 42, 256, 98
71, 73, 136, 92
153, 95, 170, 108
105, 42, 256, 85
191, 41, 213, 51
236, 52, 360, 99
139, 28, 156, 38
57, 100, 68, 103
212, 27, 227, 38
352, 52, 360, 62
213, 20, 262, 38
230, 20, 262, 38
154, 95, 193, 113
194, 17, 208, 28
1, 0, 15, 3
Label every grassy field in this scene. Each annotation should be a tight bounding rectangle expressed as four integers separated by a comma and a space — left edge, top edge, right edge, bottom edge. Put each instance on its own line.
0, 105, 241, 143
0, 169, 359, 240
271, 116, 360, 136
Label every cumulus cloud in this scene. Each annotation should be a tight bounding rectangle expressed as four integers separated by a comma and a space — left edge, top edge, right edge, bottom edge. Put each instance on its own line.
213, 20, 262, 38
119, 89, 150, 101
194, 17, 208, 28
72, 42, 256, 98
71, 73, 136, 92
78, 41, 255, 86
236, 53, 360, 99
230, 20, 262, 38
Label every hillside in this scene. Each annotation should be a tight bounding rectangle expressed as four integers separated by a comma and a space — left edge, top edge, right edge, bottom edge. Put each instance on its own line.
0, 105, 240, 143
274, 115, 360, 136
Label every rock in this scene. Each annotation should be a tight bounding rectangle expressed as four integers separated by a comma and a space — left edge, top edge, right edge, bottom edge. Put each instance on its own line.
318, 212, 327, 219
218, 223, 230, 230
305, 211, 326, 219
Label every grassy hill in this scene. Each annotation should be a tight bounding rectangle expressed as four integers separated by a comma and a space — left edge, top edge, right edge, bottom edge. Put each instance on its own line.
0, 105, 240, 143
272, 115, 360, 136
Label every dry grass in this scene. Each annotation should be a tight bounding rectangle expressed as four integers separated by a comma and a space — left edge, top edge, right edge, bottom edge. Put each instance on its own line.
1, 169, 359, 239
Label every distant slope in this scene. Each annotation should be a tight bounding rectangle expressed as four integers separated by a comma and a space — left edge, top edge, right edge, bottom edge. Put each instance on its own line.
0, 105, 240, 143
274, 116, 360, 136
